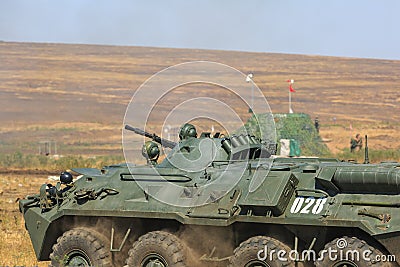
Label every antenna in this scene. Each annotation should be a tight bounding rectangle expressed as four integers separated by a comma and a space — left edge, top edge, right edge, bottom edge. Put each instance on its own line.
364, 135, 369, 164
246, 73, 254, 113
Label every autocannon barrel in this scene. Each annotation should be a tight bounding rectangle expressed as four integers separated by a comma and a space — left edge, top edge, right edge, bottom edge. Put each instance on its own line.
124, 125, 177, 149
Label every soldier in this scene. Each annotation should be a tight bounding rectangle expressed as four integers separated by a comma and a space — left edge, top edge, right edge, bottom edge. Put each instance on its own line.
350, 133, 363, 152
314, 116, 320, 133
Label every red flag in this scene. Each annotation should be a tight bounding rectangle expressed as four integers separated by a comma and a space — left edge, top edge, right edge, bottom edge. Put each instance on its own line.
289, 84, 296, 92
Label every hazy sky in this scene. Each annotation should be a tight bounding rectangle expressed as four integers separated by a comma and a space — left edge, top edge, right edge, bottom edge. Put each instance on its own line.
1, 0, 399, 60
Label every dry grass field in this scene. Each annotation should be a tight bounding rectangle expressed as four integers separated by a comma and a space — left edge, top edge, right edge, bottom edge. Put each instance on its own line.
1, 41, 400, 157
0, 174, 49, 266
0, 41, 399, 265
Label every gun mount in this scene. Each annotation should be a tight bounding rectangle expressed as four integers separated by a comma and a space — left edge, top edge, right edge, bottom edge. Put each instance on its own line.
124, 124, 177, 149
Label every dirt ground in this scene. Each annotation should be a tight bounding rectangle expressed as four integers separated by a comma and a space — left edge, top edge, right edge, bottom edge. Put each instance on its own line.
0, 174, 50, 266
320, 121, 400, 154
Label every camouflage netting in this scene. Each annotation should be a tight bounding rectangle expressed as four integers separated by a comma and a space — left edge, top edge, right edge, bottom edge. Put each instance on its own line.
235, 113, 276, 144
239, 113, 330, 156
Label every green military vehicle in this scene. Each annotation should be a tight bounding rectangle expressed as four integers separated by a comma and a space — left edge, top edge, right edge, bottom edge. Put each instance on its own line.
20, 123, 399, 267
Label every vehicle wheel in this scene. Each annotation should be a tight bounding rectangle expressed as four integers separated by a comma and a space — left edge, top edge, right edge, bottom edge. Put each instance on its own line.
50, 228, 112, 267
315, 236, 395, 267
126, 231, 187, 267
229, 235, 295, 267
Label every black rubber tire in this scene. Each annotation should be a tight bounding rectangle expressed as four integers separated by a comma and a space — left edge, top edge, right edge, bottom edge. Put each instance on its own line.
126, 230, 187, 267
229, 235, 295, 267
49, 228, 112, 267
315, 236, 395, 267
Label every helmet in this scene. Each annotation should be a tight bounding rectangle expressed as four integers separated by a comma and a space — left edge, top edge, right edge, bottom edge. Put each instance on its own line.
60, 171, 73, 184
179, 123, 197, 140
142, 141, 160, 161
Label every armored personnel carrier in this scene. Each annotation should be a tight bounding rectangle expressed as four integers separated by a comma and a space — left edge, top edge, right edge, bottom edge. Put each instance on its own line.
20, 123, 400, 267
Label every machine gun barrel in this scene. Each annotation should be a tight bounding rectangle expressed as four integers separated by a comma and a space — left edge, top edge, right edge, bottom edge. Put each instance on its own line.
124, 125, 177, 149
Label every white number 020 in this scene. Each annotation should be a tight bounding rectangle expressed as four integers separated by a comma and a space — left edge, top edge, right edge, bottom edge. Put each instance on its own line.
290, 197, 327, 214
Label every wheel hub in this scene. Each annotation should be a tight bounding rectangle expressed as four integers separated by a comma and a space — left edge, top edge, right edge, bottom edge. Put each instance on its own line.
66, 250, 91, 267
244, 260, 271, 267
332, 261, 358, 267
142, 253, 168, 267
